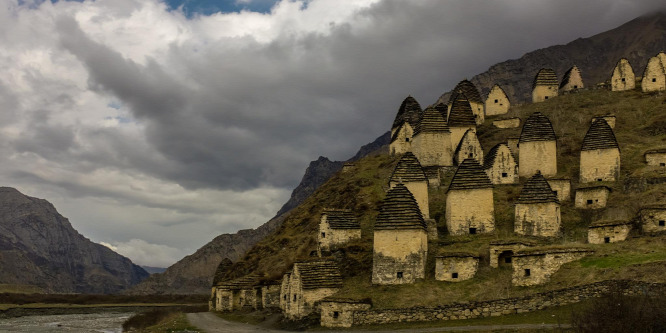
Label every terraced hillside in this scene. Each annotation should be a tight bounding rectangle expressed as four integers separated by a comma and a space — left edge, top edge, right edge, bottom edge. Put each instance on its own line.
218, 87, 666, 309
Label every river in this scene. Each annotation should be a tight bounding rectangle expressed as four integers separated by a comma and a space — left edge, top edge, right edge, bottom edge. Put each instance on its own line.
0, 312, 132, 333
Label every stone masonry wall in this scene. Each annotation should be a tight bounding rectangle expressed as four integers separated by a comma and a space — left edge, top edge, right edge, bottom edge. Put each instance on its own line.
532, 85, 558, 103
413, 132, 453, 167
390, 123, 413, 155
445, 188, 495, 235
642, 56, 666, 93
640, 208, 666, 233
485, 85, 510, 116
580, 148, 620, 183
547, 179, 570, 202
519, 140, 557, 178
575, 188, 610, 209
645, 152, 666, 167
514, 202, 560, 237
349, 280, 666, 326
611, 59, 635, 92
588, 224, 631, 244
492, 118, 520, 129
435, 256, 479, 282
372, 229, 427, 285
512, 251, 591, 286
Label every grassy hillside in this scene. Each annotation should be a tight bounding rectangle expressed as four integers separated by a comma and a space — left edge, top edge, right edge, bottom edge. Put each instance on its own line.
221, 87, 666, 309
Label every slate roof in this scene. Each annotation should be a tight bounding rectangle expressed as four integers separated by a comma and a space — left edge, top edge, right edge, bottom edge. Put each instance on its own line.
532, 68, 559, 89
436, 252, 479, 259
217, 273, 262, 289
392, 96, 422, 129
448, 94, 477, 127
581, 119, 619, 151
447, 158, 493, 192
434, 102, 448, 119
390, 152, 427, 183
644, 148, 666, 155
589, 220, 631, 228
516, 171, 559, 204
519, 112, 557, 142
414, 106, 449, 135
576, 185, 612, 192
559, 65, 581, 89
483, 143, 510, 170
449, 80, 483, 104
375, 183, 427, 230
322, 209, 359, 229
294, 259, 343, 290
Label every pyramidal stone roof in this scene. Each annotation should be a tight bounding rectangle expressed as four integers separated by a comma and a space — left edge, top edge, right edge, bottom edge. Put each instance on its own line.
392, 95, 422, 129
414, 106, 450, 135
434, 102, 448, 119
559, 65, 581, 89
295, 259, 343, 290
519, 112, 557, 142
517, 171, 559, 204
448, 158, 493, 192
449, 80, 483, 104
448, 94, 477, 127
390, 152, 427, 183
483, 143, 510, 170
532, 68, 558, 89
581, 119, 619, 151
375, 183, 426, 230
322, 209, 359, 229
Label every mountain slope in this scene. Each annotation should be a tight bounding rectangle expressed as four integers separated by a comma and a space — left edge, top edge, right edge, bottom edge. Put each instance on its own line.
440, 12, 666, 104
0, 187, 148, 293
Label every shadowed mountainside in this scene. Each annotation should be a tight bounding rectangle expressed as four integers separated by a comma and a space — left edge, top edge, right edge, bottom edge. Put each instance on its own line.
0, 187, 148, 293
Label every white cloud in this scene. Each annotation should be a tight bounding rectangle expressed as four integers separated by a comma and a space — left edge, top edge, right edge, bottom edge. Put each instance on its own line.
101, 239, 186, 268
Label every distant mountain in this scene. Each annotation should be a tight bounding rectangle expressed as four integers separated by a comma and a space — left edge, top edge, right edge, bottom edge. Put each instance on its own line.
141, 266, 167, 274
438, 12, 666, 104
0, 187, 148, 293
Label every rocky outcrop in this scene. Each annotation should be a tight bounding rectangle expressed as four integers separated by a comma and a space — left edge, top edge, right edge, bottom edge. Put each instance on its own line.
0, 187, 148, 293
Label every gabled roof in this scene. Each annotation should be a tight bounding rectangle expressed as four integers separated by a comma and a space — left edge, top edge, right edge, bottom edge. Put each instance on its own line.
454, 129, 482, 163
532, 68, 558, 89
449, 80, 483, 104
447, 158, 493, 192
392, 96, 422, 130
216, 273, 262, 289
519, 112, 556, 142
487, 84, 509, 101
581, 119, 619, 151
375, 183, 426, 230
294, 259, 343, 290
414, 106, 449, 135
483, 143, 512, 170
559, 65, 581, 89
517, 171, 559, 204
390, 122, 412, 143
448, 94, 477, 127
322, 209, 359, 229
390, 152, 427, 183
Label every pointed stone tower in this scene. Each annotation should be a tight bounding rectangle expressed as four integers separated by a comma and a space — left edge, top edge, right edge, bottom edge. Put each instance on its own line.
448, 80, 484, 124
389, 152, 429, 219
519, 112, 557, 178
515, 172, 561, 237
448, 94, 477, 150
532, 68, 559, 102
580, 119, 620, 183
485, 84, 510, 116
560, 65, 584, 92
611, 58, 635, 91
484, 143, 518, 184
446, 158, 495, 235
372, 183, 427, 285
641, 54, 666, 93
390, 96, 422, 155
412, 106, 453, 167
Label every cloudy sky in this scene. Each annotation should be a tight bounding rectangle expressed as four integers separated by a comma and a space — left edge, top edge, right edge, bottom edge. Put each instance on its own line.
2, 0, 665, 267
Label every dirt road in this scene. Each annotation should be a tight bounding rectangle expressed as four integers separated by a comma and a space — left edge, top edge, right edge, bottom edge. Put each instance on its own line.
186, 312, 569, 332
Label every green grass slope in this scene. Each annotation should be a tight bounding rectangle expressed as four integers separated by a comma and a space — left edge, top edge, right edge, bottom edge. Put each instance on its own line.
221, 87, 666, 309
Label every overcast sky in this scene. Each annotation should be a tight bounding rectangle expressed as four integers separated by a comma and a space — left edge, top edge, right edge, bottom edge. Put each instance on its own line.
2, 0, 665, 267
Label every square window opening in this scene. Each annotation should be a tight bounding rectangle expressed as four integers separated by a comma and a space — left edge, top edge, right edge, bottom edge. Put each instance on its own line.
502, 172, 508, 177
545, 96, 549, 100
469, 228, 477, 235
293, 295, 297, 302
574, 85, 578, 89
469, 153, 474, 158
405, 138, 410, 142
659, 220, 665, 227
587, 200, 593, 204
653, 78, 657, 82
505, 257, 512, 264
622, 78, 626, 82
333, 311, 339, 319
553, 190, 558, 196
494, 99, 499, 103
321, 232, 325, 238
524, 269, 531, 277
397, 271, 403, 279
604, 237, 611, 243
452, 272, 459, 279
660, 163, 666, 167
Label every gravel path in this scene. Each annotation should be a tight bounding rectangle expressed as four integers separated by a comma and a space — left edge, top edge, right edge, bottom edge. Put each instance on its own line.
186, 312, 570, 332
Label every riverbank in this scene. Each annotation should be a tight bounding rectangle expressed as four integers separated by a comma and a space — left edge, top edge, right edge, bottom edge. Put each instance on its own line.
0, 304, 207, 318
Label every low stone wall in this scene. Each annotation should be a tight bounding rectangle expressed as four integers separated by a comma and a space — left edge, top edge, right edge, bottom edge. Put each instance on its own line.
350, 280, 666, 326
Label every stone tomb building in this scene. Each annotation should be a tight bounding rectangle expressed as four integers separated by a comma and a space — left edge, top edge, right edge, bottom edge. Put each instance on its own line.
518, 112, 558, 178
372, 183, 428, 285
484, 143, 518, 185
318, 209, 361, 252
532, 68, 559, 103
390, 96, 422, 155
447, 94, 478, 150
412, 105, 453, 167
641, 54, 666, 93
282, 259, 343, 319
560, 65, 584, 92
446, 159, 495, 235
580, 119, 620, 183
435, 252, 480, 282
485, 84, 510, 116
449, 80, 485, 125
575, 185, 611, 209
213, 274, 262, 312
639, 205, 666, 233
587, 220, 632, 244
512, 248, 593, 286
611, 58, 635, 91
453, 129, 484, 166
547, 178, 571, 202
320, 298, 372, 328
389, 152, 429, 219
514, 172, 561, 237
488, 240, 535, 268
644, 149, 666, 167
